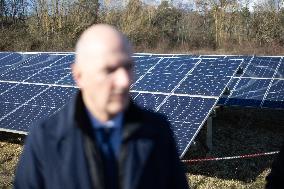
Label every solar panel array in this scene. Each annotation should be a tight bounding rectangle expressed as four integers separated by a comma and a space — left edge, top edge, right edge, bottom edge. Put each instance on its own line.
2, 52, 283, 157
131, 55, 243, 156
0, 53, 77, 134
218, 56, 284, 109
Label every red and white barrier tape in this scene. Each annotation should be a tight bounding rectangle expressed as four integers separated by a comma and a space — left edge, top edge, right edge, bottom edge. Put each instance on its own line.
182, 151, 280, 163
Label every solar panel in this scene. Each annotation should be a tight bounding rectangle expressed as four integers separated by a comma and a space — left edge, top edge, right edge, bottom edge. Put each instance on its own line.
0, 84, 78, 133
0, 54, 63, 81
130, 57, 243, 156
218, 56, 284, 109
242, 57, 281, 78
25, 55, 74, 84
131, 92, 166, 110
132, 57, 163, 80
130, 91, 217, 156
131, 58, 199, 92
29, 86, 78, 107
157, 95, 216, 156
0, 83, 47, 104
0, 53, 279, 155
0, 53, 34, 74
0, 52, 243, 157
0, 82, 17, 93
0, 52, 13, 59
0, 103, 58, 134
0, 102, 19, 119
220, 78, 271, 107
199, 55, 226, 59
175, 59, 242, 96
262, 79, 284, 109
175, 75, 229, 96
274, 59, 284, 79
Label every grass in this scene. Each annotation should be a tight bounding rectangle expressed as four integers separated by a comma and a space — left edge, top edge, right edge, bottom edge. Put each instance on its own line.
0, 133, 24, 189
0, 107, 283, 188
184, 106, 284, 188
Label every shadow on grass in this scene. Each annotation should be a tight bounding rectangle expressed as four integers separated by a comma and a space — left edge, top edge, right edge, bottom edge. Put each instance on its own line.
183, 107, 284, 183
0, 131, 25, 145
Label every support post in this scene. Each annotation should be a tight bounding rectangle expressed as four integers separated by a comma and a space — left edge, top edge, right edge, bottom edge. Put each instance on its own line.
206, 116, 213, 151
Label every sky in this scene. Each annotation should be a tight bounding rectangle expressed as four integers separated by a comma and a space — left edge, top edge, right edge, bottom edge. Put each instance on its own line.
142, 0, 283, 11
86, 0, 284, 11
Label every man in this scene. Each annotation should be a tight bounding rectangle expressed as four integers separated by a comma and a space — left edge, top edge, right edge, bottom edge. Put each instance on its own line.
14, 24, 189, 189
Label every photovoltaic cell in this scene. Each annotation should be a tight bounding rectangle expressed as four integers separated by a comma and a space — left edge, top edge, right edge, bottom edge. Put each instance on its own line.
0, 52, 12, 59
217, 78, 239, 105
57, 74, 76, 86
26, 55, 74, 84
197, 59, 243, 77
133, 57, 162, 80
175, 59, 242, 96
0, 54, 63, 81
132, 92, 167, 110
0, 53, 34, 74
157, 96, 216, 155
0, 84, 47, 105
235, 56, 253, 71
132, 58, 198, 92
222, 78, 271, 107
0, 105, 57, 132
51, 54, 75, 67
26, 68, 70, 84
29, 87, 78, 107
175, 75, 229, 96
0, 82, 17, 94
0, 53, 24, 66
199, 55, 226, 59
274, 60, 284, 79
158, 96, 216, 124
3, 52, 279, 156
242, 57, 281, 78
0, 102, 19, 118
172, 54, 198, 58
131, 91, 217, 156
262, 80, 284, 109
218, 56, 284, 109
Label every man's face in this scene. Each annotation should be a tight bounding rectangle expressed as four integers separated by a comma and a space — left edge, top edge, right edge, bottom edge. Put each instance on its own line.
74, 50, 133, 119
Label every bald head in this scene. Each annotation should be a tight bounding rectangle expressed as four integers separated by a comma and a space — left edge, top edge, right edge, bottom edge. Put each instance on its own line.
72, 24, 134, 122
75, 24, 132, 65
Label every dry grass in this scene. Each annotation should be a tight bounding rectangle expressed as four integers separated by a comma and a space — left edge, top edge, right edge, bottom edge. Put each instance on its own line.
0, 133, 24, 189
0, 107, 283, 188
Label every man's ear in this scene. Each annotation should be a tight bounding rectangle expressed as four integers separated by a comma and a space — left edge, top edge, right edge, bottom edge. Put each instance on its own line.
71, 63, 82, 88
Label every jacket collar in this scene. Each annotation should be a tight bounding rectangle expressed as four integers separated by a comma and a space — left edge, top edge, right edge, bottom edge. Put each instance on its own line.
55, 91, 160, 143
57, 91, 158, 189
66, 91, 158, 141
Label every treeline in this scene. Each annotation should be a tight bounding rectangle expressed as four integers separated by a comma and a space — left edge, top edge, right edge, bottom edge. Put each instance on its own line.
1, 0, 284, 55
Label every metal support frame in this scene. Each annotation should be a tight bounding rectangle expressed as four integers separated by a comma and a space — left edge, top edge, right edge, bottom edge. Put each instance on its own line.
206, 108, 217, 151
206, 116, 213, 151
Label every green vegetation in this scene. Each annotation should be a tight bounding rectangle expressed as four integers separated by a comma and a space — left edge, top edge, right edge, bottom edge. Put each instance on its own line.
1, 0, 284, 54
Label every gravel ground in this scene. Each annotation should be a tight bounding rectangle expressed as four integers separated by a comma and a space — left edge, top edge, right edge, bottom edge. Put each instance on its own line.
0, 107, 283, 189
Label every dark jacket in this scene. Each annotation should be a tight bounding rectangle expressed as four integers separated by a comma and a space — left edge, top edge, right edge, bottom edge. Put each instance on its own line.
14, 92, 189, 189
266, 143, 284, 189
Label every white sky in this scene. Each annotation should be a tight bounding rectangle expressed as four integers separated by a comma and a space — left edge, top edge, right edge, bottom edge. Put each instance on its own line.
158, 0, 282, 11
95, 0, 284, 11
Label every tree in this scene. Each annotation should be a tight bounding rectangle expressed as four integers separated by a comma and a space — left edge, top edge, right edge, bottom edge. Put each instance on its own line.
152, 1, 182, 46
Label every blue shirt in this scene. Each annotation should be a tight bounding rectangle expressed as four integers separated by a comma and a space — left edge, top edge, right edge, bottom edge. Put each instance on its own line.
86, 109, 123, 159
